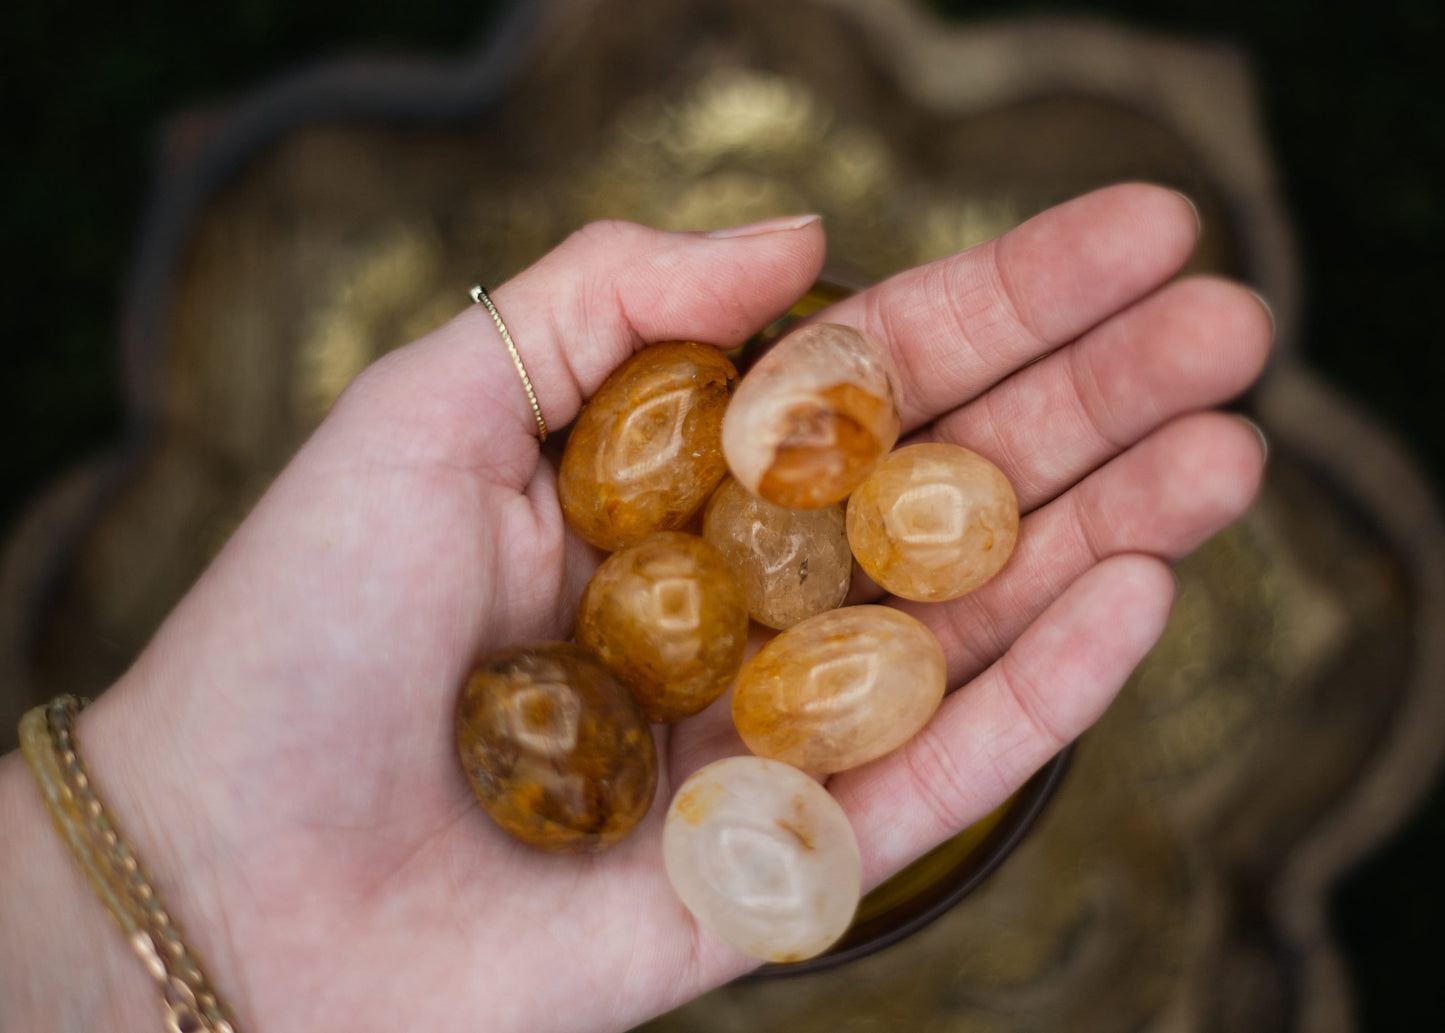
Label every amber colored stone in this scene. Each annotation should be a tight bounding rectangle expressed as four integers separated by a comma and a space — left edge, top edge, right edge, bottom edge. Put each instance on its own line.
702, 475, 851, 629
732, 605, 946, 774
559, 342, 737, 551
663, 756, 862, 963
722, 323, 901, 509
847, 443, 1019, 602
455, 643, 658, 852
576, 532, 749, 723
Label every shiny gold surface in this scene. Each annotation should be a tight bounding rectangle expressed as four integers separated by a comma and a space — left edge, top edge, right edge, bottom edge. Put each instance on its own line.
2, 2, 1440, 1030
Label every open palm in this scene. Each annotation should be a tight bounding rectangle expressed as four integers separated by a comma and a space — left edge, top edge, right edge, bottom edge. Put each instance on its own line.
77, 185, 1270, 1033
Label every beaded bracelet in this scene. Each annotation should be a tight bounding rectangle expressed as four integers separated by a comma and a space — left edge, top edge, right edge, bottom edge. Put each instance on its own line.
19, 695, 240, 1033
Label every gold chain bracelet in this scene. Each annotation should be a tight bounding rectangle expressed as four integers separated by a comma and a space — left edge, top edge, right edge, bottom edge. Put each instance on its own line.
19, 696, 240, 1033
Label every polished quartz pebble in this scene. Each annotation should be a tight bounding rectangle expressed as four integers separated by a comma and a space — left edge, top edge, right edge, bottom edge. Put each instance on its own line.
702, 475, 851, 629
722, 323, 901, 509
455, 643, 657, 852
847, 442, 1019, 602
576, 532, 749, 722
732, 605, 946, 774
559, 342, 737, 552
664, 756, 862, 963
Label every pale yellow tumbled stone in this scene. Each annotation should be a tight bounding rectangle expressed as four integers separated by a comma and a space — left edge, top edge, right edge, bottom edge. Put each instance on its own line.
846, 442, 1019, 602
663, 756, 862, 963
702, 475, 851, 629
731, 605, 946, 774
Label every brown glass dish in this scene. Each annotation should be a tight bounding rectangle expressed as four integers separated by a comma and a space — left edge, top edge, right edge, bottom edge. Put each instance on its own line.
751, 745, 1073, 978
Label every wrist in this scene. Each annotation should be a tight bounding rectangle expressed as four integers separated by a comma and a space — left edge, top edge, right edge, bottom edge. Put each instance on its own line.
0, 746, 153, 1032
1, 684, 250, 1032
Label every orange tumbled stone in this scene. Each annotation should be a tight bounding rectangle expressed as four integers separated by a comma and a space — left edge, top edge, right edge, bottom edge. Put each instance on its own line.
455, 643, 658, 852
702, 475, 851, 629
576, 532, 749, 723
732, 605, 946, 774
846, 443, 1019, 602
559, 341, 737, 551
722, 323, 901, 509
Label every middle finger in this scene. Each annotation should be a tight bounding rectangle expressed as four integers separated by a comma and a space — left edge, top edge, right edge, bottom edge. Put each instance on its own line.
814, 183, 1200, 431
916, 275, 1273, 513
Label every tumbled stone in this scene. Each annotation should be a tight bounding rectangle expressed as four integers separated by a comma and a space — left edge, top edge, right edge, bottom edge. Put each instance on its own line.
702, 475, 851, 629
722, 323, 901, 509
664, 756, 862, 963
455, 643, 657, 852
576, 532, 749, 723
847, 442, 1019, 602
732, 605, 946, 774
559, 341, 737, 552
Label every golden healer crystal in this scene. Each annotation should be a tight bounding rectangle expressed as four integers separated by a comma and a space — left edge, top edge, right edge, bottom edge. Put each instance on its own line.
721, 323, 901, 509
847, 443, 1019, 602
732, 605, 946, 774
559, 342, 737, 551
455, 643, 657, 852
576, 532, 749, 722
702, 475, 852, 629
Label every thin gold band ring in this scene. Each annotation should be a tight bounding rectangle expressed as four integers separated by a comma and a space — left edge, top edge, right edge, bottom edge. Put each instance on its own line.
470, 284, 549, 442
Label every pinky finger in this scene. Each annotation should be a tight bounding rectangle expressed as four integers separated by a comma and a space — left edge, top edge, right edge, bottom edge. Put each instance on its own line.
829, 553, 1178, 888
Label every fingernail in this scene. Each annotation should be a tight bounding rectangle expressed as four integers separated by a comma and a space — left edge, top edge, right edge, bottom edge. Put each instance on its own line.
707, 213, 822, 239
1170, 189, 1202, 234
1236, 414, 1270, 463
1246, 287, 1277, 336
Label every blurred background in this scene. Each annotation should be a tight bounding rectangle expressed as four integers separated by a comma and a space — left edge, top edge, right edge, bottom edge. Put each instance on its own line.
1, 0, 1440, 1027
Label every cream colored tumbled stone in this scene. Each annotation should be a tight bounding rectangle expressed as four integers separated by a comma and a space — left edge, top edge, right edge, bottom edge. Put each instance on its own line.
722, 323, 901, 509
663, 756, 862, 963
846, 442, 1019, 602
702, 476, 851, 629
731, 605, 946, 774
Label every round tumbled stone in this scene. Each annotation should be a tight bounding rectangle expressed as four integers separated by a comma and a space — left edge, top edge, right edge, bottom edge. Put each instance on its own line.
846, 442, 1018, 602
663, 756, 862, 963
576, 532, 748, 723
455, 643, 657, 853
702, 476, 851, 629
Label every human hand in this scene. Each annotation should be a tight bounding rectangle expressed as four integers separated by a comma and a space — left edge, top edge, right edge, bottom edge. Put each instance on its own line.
0, 184, 1271, 1033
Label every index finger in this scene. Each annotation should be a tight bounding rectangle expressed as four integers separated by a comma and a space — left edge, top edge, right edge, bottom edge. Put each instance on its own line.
817, 183, 1200, 432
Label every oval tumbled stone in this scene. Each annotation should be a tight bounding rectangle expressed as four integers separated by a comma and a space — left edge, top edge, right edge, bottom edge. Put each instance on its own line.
732, 605, 946, 774
664, 756, 862, 963
455, 643, 657, 852
559, 341, 737, 551
576, 531, 749, 723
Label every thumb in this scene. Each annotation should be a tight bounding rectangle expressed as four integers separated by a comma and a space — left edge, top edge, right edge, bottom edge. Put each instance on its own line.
327, 215, 827, 479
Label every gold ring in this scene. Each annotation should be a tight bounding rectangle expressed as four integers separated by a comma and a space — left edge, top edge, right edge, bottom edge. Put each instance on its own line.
470, 285, 548, 442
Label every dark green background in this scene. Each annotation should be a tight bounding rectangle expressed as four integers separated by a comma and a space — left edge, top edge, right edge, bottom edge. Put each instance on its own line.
3, 0, 1441, 1024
